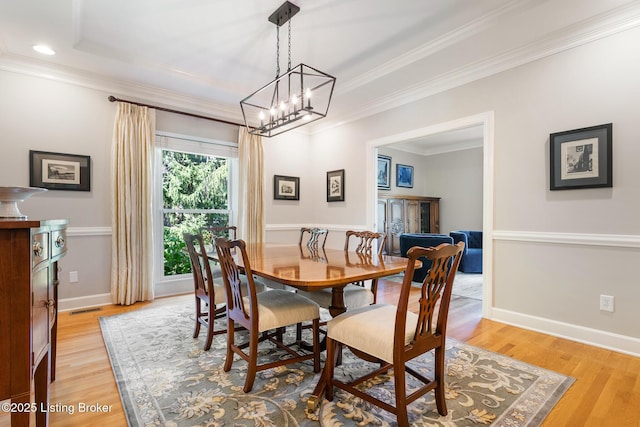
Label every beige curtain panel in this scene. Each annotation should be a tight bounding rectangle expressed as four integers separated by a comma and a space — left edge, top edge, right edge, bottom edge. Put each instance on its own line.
238, 127, 265, 244
110, 102, 156, 305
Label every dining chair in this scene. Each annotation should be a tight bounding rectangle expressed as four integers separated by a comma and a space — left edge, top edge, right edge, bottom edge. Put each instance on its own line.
299, 227, 329, 249
297, 230, 385, 310
324, 242, 464, 426
183, 232, 228, 351
183, 232, 267, 351
215, 237, 321, 392
344, 230, 386, 303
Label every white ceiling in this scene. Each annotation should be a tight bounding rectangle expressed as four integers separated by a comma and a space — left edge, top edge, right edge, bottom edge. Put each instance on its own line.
1, 0, 639, 145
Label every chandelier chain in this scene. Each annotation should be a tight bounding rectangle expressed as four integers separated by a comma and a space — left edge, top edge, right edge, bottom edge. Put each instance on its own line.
287, 19, 292, 71
276, 26, 280, 78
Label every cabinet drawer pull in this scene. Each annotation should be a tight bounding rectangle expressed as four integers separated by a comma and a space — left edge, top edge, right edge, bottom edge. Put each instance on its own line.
46, 299, 56, 323
55, 235, 65, 248
33, 241, 44, 257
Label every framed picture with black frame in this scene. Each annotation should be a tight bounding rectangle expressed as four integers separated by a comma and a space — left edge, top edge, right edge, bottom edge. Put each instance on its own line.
396, 164, 414, 188
29, 150, 91, 191
377, 155, 391, 190
273, 175, 300, 200
326, 169, 345, 202
550, 123, 612, 190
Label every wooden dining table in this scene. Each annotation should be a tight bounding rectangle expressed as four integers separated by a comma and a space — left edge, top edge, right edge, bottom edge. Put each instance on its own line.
207, 242, 417, 409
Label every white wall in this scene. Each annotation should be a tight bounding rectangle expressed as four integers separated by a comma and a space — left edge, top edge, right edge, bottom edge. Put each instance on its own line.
422, 147, 483, 234
262, 25, 640, 354
377, 147, 429, 197
0, 70, 115, 305
0, 70, 238, 307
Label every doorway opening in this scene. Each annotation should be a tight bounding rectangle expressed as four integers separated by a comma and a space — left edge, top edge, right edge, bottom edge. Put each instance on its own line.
366, 112, 494, 318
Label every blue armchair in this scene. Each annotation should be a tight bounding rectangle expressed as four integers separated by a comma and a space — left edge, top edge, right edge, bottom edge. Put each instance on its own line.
399, 233, 454, 282
449, 230, 483, 273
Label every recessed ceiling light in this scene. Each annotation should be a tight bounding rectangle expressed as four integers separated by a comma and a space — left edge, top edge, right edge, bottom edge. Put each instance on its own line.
33, 45, 55, 55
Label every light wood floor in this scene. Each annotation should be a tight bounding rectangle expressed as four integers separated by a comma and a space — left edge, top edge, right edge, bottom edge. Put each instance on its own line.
49, 279, 640, 426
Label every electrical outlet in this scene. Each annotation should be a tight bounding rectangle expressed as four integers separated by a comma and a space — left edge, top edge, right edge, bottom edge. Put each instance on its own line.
69, 271, 79, 283
599, 294, 614, 312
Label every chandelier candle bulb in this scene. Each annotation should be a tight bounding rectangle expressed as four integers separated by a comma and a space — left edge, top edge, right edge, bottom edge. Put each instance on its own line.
305, 88, 312, 109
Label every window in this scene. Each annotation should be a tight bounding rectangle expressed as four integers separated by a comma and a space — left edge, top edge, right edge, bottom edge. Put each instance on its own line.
154, 133, 238, 285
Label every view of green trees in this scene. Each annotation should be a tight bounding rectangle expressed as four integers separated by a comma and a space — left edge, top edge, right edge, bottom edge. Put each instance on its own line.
162, 150, 229, 276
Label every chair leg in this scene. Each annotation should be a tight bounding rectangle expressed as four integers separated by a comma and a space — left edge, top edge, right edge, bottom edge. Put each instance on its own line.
223, 321, 235, 372
203, 316, 214, 351
243, 328, 260, 393
312, 319, 320, 373
296, 323, 302, 343
394, 363, 409, 426
434, 346, 448, 416
371, 278, 379, 304
193, 298, 201, 338
325, 337, 336, 401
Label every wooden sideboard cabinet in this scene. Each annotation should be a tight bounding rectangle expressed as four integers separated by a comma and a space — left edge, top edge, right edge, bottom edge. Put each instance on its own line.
0, 219, 68, 427
377, 195, 440, 255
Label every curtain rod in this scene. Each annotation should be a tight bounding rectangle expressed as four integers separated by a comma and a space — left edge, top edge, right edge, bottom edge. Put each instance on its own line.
107, 96, 244, 127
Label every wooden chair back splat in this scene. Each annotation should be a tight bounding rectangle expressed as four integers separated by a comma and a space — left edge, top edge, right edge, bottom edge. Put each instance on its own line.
299, 227, 329, 249
344, 230, 386, 256
344, 230, 386, 303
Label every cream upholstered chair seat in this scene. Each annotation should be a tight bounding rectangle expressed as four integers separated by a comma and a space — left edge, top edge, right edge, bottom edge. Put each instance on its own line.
327, 304, 418, 363
244, 289, 320, 333
297, 284, 374, 311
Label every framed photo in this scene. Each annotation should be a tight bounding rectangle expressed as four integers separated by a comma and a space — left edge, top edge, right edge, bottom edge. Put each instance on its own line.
273, 175, 300, 200
550, 123, 612, 190
326, 169, 345, 202
29, 150, 91, 191
377, 155, 391, 190
396, 164, 414, 188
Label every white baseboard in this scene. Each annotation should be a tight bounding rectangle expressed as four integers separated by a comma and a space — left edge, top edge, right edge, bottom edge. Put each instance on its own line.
491, 308, 640, 357
58, 293, 113, 312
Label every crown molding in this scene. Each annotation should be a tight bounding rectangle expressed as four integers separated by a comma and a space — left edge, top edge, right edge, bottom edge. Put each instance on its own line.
336, 0, 536, 95
0, 52, 242, 123
314, 0, 640, 135
3, 1, 640, 135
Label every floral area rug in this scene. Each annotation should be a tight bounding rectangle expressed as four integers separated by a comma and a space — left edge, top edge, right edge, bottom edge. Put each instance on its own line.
100, 295, 573, 426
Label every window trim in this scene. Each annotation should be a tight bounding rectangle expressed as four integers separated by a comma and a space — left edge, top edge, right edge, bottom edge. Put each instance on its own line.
153, 131, 238, 290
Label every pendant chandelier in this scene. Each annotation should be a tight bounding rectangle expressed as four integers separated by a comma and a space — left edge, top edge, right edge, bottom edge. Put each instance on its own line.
240, 1, 336, 138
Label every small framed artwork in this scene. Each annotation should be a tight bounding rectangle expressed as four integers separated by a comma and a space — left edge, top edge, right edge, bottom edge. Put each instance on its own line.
396, 164, 414, 188
550, 123, 612, 190
377, 155, 391, 190
273, 175, 300, 200
327, 169, 345, 202
29, 150, 91, 191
